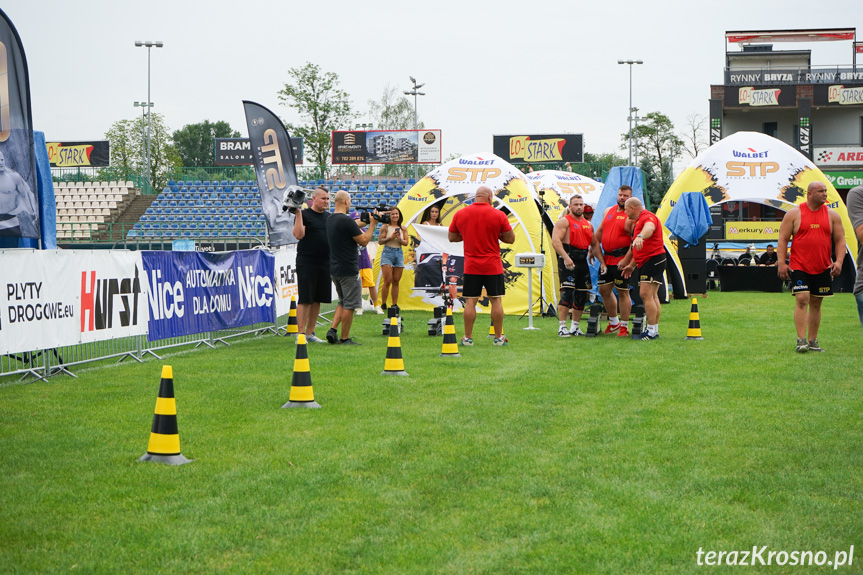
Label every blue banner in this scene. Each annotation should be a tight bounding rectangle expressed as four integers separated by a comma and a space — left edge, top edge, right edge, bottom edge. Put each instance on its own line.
143, 250, 275, 341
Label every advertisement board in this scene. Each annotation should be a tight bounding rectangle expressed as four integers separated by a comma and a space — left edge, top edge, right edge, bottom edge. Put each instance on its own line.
332, 129, 441, 164
46, 141, 110, 167
492, 134, 583, 164
215, 137, 303, 166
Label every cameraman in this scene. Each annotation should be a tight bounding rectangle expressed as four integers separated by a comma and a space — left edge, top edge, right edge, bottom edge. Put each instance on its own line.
292, 187, 331, 343
325, 191, 380, 345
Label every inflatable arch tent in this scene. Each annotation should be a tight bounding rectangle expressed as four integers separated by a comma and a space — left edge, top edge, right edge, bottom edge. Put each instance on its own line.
656, 131, 858, 287
526, 170, 604, 223
372, 153, 557, 315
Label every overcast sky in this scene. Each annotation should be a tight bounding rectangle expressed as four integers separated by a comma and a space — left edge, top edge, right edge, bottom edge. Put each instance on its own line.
5, 0, 862, 164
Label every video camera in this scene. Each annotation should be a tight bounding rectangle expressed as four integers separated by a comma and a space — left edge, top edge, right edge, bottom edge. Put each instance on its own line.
282, 185, 312, 214
359, 202, 391, 225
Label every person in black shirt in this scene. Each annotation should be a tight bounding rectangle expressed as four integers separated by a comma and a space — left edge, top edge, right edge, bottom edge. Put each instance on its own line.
292, 188, 331, 343
759, 244, 778, 266
325, 191, 379, 345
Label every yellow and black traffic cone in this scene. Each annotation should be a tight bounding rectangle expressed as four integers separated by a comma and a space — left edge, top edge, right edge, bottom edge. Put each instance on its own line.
282, 334, 321, 408
285, 295, 298, 337
139, 365, 192, 465
685, 297, 704, 340
382, 318, 409, 376
440, 307, 461, 358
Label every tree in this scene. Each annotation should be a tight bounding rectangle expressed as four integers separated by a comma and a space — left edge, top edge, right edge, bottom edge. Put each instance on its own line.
680, 113, 708, 160
622, 112, 683, 207
172, 120, 240, 167
278, 62, 355, 169
368, 84, 423, 130
105, 112, 182, 190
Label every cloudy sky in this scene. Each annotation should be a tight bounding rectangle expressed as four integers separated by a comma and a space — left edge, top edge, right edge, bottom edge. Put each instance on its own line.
5, 0, 862, 163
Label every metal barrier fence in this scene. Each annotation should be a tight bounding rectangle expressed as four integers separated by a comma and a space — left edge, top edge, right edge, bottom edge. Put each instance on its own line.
0, 305, 337, 383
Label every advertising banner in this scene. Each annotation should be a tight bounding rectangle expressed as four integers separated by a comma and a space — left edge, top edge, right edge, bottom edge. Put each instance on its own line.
492, 134, 583, 164
243, 101, 300, 247
142, 250, 275, 341
724, 221, 780, 241
46, 141, 110, 167
814, 84, 863, 105
215, 137, 303, 166
814, 147, 863, 168
273, 247, 297, 317
0, 250, 149, 355
724, 86, 796, 107
822, 170, 863, 189
332, 130, 441, 164
0, 9, 40, 243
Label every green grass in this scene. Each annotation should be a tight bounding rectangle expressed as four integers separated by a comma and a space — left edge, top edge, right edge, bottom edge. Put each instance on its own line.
2, 292, 862, 574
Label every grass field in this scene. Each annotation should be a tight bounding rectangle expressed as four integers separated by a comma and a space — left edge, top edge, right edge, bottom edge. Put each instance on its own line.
2, 292, 862, 574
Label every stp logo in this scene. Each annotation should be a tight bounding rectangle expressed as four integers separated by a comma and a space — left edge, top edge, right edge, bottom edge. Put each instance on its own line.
447, 167, 501, 182
726, 161, 779, 177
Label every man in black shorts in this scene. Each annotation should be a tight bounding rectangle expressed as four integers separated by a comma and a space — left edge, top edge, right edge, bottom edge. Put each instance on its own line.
594, 185, 634, 336
325, 191, 380, 345
551, 195, 605, 337
292, 188, 331, 343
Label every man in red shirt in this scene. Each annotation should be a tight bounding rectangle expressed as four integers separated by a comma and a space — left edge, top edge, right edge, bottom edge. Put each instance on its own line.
552, 194, 605, 337
777, 181, 846, 353
594, 185, 635, 337
449, 185, 515, 346
620, 198, 666, 340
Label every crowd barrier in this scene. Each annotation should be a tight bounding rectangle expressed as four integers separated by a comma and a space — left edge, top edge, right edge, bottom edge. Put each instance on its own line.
0, 247, 323, 382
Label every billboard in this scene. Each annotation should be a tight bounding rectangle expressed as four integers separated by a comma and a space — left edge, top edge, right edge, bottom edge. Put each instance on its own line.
332, 129, 442, 164
492, 134, 583, 164
215, 137, 303, 166
46, 141, 110, 167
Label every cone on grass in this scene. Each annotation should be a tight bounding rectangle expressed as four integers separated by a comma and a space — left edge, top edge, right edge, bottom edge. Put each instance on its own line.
488, 318, 495, 338
440, 307, 461, 358
382, 318, 409, 376
282, 334, 321, 408
286, 295, 298, 336
685, 297, 704, 340
139, 365, 192, 465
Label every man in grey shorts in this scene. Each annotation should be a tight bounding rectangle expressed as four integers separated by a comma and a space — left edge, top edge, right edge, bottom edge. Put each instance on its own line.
325, 190, 380, 345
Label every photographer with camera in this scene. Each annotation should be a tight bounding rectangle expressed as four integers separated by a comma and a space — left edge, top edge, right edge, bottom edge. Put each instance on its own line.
291, 187, 331, 343
325, 191, 381, 345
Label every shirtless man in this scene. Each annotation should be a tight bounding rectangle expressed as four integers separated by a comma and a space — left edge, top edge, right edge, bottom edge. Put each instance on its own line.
0, 151, 38, 237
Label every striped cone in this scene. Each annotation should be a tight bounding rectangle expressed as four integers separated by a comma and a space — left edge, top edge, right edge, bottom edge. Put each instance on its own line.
381, 318, 409, 376
286, 295, 298, 336
440, 307, 461, 357
685, 298, 705, 340
282, 334, 321, 408
139, 365, 192, 465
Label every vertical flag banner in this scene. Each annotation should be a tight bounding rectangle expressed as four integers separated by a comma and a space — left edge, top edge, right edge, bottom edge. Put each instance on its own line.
243, 101, 299, 247
0, 9, 40, 245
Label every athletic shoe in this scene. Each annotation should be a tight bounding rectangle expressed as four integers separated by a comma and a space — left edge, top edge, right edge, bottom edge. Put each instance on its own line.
633, 331, 659, 340
558, 326, 571, 338
460, 337, 474, 346
617, 326, 630, 337
375, 306, 385, 315
493, 336, 508, 346
355, 308, 364, 316
326, 327, 339, 344
807, 339, 825, 352
569, 327, 586, 337
381, 303, 388, 311
339, 338, 361, 345
603, 323, 621, 334
306, 334, 326, 344
796, 338, 809, 353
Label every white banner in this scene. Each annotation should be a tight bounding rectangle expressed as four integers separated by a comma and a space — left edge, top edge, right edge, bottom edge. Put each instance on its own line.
273, 246, 298, 317
0, 250, 149, 354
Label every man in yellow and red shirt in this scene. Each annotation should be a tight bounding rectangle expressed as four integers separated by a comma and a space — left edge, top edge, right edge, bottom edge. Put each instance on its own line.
620, 197, 665, 340
778, 181, 846, 353
594, 185, 635, 337
552, 194, 605, 337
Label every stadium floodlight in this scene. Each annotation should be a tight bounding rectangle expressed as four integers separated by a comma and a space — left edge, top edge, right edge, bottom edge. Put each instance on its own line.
135, 40, 164, 183
618, 59, 643, 166
404, 76, 426, 180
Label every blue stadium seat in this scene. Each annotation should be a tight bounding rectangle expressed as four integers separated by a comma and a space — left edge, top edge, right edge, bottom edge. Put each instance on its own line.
220, 180, 228, 186
396, 185, 404, 192
408, 178, 416, 185
202, 181, 210, 186
213, 200, 222, 207
167, 180, 176, 186
194, 181, 202, 186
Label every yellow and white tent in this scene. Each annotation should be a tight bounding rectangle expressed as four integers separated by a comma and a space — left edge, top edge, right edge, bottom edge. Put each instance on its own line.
526, 169, 605, 223
657, 131, 858, 276
373, 153, 557, 315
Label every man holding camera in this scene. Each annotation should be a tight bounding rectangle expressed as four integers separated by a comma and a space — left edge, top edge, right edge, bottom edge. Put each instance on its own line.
325, 191, 380, 345
292, 187, 331, 343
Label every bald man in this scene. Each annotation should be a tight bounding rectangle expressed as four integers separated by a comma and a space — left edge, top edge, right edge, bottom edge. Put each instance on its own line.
448, 185, 515, 346
292, 187, 331, 342
325, 190, 379, 345
777, 181, 846, 353
619, 197, 665, 340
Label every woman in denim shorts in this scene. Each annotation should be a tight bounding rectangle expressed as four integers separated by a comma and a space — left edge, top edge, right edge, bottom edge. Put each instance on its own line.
379, 206, 409, 309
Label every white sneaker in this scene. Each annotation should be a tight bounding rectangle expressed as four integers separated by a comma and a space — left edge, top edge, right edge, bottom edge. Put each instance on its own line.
569, 327, 585, 337
558, 326, 571, 338
355, 308, 363, 316
375, 306, 384, 315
